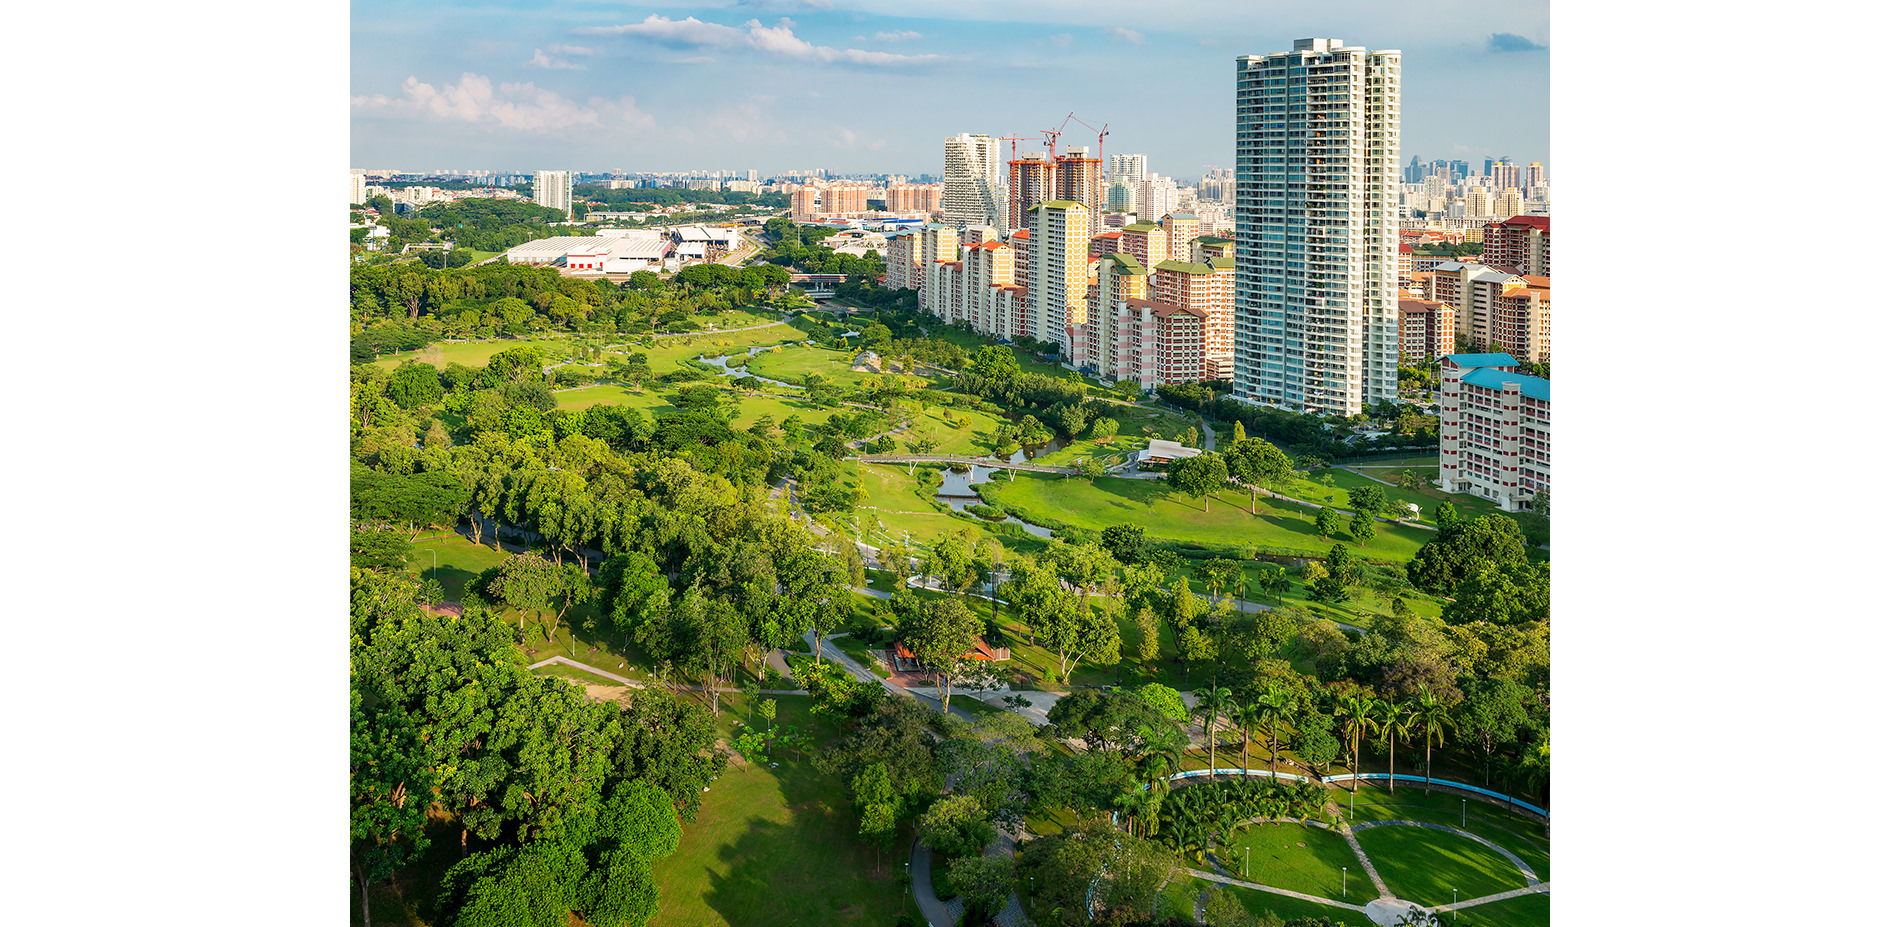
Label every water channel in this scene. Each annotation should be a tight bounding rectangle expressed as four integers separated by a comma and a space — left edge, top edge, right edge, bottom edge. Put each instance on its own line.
927, 436, 1073, 539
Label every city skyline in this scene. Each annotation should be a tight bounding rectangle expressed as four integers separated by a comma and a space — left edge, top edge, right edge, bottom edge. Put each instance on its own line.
351, 1, 1549, 178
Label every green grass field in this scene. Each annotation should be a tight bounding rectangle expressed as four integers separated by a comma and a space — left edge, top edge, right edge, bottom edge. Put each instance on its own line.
1188, 876, 1362, 924
745, 343, 928, 389
981, 473, 1435, 562
371, 336, 576, 371
1338, 785, 1549, 882
1220, 822, 1377, 902
650, 693, 909, 927
1352, 824, 1527, 907
1447, 889, 1550, 927
407, 533, 511, 602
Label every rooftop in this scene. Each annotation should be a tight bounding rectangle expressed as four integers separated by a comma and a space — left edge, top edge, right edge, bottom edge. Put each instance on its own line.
1460, 367, 1550, 401
1443, 352, 1519, 368
1153, 259, 1216, 275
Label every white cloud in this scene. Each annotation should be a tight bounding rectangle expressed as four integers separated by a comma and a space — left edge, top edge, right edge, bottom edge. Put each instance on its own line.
1103, 27, 1144, 44
875, 30, 923, 42
577, 14, 944, 66
1049, 33, 1073, 48
548, 44, 596, 56
526, 49, 586, 70
351, 73, 655, 134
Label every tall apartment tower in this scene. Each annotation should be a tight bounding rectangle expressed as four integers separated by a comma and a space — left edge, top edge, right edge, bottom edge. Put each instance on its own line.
942, 133, 1006, 229
1108, 153, 1148, 184
1008, 155, 1055, 231
1054, 146, 1104, 235
1027, 201, 1092, 356
533, 170, 573, 217
1233, 38, 1401, 415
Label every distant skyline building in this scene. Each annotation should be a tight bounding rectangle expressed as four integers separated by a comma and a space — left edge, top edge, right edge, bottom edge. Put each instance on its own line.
1234, 38, 1401, 416
350, 171, 367, 207
942, 133, 1006, 229
533, 170, 573, 217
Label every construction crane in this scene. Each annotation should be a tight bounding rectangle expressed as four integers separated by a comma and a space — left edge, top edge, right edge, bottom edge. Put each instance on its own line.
997, 134, 1032, 161
1040, 121, 1065, 161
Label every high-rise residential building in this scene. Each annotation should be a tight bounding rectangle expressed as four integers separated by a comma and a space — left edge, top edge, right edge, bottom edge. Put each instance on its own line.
350, 171, 368, 207
886, 182, 943, 215
1397, 298, 1456, 363
1234, 37, 1402, 415
533, 170, 573, 217
1490, 159, 1520, 191
1525, 162, 1545, 188
1027, 201, 1092, 355
1054, 147, 1104, 235
1109, 153, 1148, 184
1481, 215, 1551, 277
1008, 155, 1055, 232
1437, 353, 1549, 510
942, 133, 1006, 229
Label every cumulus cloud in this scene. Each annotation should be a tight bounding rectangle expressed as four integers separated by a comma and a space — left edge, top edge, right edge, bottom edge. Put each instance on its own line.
526, 48, 586, 70
1487, 33, 1547, 52
548, 44, 595, 56
875, 30, 922, 42
1048, 33, 1073, 48
1103, 27, 1144, 44
578, 14, 945, 66
352, 73, 655, 134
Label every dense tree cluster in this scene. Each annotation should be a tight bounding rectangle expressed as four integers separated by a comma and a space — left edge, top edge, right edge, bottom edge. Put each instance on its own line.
1156, 382, 1437, 461
351, 569, 714, 927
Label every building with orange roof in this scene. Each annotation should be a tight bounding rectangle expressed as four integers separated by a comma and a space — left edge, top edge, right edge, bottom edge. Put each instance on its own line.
1482, 215, 1550, 277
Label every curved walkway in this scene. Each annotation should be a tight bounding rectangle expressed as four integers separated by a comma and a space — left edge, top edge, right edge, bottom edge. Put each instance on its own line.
848, 453, 1074, 474
1350, 819, 1542, 887
1182, 867, 1364, 913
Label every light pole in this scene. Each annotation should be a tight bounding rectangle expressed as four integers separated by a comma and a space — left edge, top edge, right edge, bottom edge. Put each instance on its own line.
1245, 845, 1250, 879
1452, 887, 1458, 921
1461, 799, 1467, 829
1341, 867, 1347, 898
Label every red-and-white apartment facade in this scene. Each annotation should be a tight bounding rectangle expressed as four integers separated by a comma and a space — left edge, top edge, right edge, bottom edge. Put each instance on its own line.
1397, 298, 1456, 363
1481, 215, 1550, 278
1437, 353, 1550, 512
1428, 261, 1553, 364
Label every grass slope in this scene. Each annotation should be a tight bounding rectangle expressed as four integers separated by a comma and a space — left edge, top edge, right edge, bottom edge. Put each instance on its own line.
651, 694, 908, 927
981, 473, 1434, 562
1220, 822, 1376, 902
1353, 824, 1526, 907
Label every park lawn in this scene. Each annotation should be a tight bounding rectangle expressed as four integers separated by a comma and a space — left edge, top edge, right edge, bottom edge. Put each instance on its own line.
651, 693, 909, 927
897, 401, 1013, 456
981, 473, 1433, 563
636, 322, 809, 366
1219, 822, 1376, 903
1352, 824, 1527, 907
372, 336, 575, 370
458, 249, 502, 264
1338, 786, 1549, 882
855, 463, 1024, 549
407, 532, 512, 602
1188, 877, 1362, 925
1449, 889, 1550, 927
746, 343, 891, 388
1288, 467, 1528, 533
552, 383, 674, 412
696, 308, 786, 330
1159, 559, 1446, 628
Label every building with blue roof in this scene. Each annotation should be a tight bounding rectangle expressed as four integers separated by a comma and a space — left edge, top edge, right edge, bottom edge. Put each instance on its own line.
1437, 354, 1550, 512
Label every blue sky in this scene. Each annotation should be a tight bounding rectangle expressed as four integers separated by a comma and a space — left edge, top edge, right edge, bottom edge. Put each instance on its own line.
351, 0, 1548, 180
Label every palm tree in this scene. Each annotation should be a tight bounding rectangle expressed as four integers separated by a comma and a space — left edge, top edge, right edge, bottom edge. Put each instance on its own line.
1261, 566, 1292, 608
1192, 685, 1236, 773
1231, 700, 1261, 777
1337, 694, 1378, 792
1254, 688, 1297, 779
1413, 691, 1454, 793
1373, 699, 1415, 795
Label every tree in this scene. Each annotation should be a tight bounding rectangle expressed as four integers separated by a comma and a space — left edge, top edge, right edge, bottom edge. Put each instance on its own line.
897, 597, 983, 713
1337, 694, 1378, 791
1253, 687, 1296, 777
1315, 507, 1341, 539
1374, 699, 1414, 794
1100, 523, 1153, 565
1223, 437, 1293, 514
1167, 453, 1229, 512
350, 687, 434, 927
1349, 509, 1377, 547
1135, 607, 1161, 669
918, 793, 993, 859
1072, 455, 1107, 483
1088, 416, 1121, 444
852, 761, 900, 855
1191, 685, 1235, 772
1132, 682, 1190, 723
1313, 544, 1357, 604
1198, 559, 1245, 602
490, 552, 562, 635
1347, 485, 1386, 515
388, 361, 444, 409
1260, 565, 1291, 607
1454, 679, 1530, 787
1412, 691, 1454, 792
609, 689, 725, 821
603, 553, 671, 650
947, 855, 1017, 918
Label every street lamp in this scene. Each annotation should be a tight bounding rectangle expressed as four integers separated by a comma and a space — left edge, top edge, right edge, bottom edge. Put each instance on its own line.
1461, 798, 1467, 829
1452, 887, 1458, 921
1341, 867, 1347, 898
